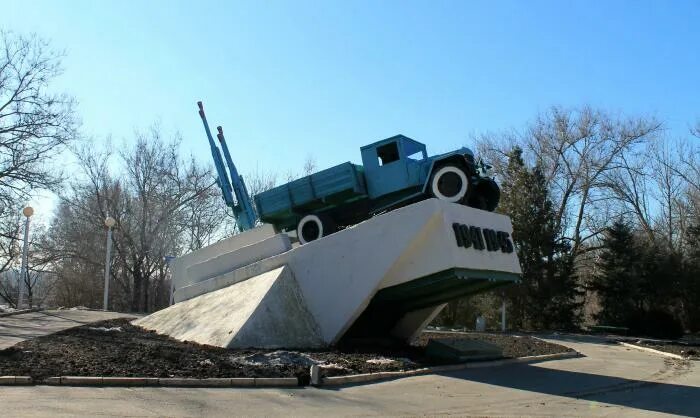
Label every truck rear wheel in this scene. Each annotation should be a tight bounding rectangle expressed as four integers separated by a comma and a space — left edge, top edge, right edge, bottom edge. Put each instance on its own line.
297, 214, 335, 244
429, 164, 469, 203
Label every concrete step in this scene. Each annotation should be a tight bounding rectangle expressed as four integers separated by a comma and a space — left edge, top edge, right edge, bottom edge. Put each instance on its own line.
170, 224, 277, 291
175, 234, 291, 303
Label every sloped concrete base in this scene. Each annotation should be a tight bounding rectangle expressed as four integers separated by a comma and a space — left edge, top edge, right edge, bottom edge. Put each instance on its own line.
134, 266, 324, 349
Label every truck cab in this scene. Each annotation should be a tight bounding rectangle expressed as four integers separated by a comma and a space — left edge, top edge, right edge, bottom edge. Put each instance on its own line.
360, 135, 430, 200
360, 135, 485, 212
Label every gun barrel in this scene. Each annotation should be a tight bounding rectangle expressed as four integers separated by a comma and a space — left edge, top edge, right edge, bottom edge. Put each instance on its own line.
216, 125, 256, 231
197, 101, 234, 206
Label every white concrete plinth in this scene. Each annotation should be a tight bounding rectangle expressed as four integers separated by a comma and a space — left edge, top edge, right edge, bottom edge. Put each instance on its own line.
137, 199, 521, 348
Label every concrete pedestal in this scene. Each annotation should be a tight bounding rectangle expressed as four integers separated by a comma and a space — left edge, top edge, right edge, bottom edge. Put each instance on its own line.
135, 199, 521, 348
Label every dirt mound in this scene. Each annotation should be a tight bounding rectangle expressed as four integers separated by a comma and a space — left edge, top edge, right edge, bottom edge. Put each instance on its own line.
0, 319, 572, 383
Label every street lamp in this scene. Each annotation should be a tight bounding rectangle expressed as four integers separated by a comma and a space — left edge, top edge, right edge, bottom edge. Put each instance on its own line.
18, 206, 33, 310
103, 216, 116, 311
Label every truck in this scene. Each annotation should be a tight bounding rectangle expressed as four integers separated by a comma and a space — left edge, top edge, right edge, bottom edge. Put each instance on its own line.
198, 102, 501, 244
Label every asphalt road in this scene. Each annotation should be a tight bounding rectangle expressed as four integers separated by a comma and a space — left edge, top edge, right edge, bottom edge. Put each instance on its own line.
1, 329, 698, 417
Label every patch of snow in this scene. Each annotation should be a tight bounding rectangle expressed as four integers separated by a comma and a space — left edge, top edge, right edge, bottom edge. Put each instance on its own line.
0, 304, 18, 313
230, 351, 322, 367
366, 358, 396, 365
366, 357, 416, 366
199, 359, 214, 367
319, 363, 348, 370
87, 326, 123, 332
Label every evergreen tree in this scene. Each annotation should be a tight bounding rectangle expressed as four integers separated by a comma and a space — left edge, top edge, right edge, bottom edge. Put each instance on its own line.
590, 220, 643, 325
542, 252, 583, 330
592, 220, 686, 337
499, 148, 582, 330
682, 222, 700, 331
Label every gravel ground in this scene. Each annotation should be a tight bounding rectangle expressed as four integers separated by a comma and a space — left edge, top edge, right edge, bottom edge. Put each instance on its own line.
635, 340, 700, 360
416, 331, 575, 357
0, 319, 572, 383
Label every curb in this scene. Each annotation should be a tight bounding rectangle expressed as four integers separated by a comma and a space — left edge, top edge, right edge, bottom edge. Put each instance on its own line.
318, 350, 581, 387
0, 376, 33, 385
618, 341, 687, 360
0, 376, 300, 387
0, 352, 580, 388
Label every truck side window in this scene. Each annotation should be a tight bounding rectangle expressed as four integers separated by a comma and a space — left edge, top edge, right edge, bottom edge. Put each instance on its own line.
377, 142, 400, 166
404, 140, 426, 161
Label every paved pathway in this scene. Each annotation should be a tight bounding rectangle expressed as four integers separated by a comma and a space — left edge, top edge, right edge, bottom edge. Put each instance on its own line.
0, 309, 138, 349
1, 333, 698, 417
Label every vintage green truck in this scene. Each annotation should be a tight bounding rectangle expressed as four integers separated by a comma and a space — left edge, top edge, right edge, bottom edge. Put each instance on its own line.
255, 135, 500, 243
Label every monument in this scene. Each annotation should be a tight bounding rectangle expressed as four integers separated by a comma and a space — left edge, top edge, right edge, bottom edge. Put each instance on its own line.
133, 102, 521, 348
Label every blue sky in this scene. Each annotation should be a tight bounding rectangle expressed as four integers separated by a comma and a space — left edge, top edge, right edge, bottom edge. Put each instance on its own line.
2, 1, 700, 217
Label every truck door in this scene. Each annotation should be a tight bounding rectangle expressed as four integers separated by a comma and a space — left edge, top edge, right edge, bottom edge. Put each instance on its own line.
402, 139, 428, 186
361, 140, 410, 199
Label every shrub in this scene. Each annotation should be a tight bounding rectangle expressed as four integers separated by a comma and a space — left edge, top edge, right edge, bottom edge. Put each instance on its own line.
626, 310, 684, 340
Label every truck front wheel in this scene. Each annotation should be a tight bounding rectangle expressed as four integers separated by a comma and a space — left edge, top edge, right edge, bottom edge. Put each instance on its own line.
297, 214, 335, 244
429, 164, 469, 203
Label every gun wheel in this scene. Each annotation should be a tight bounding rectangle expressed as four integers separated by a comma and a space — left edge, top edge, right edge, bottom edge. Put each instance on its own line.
429, 164, 468, 203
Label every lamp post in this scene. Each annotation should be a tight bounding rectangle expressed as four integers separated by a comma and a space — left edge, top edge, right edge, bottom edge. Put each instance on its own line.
164, 255, 176, 305
103, 216, 116, 311
17, 206, 33, 309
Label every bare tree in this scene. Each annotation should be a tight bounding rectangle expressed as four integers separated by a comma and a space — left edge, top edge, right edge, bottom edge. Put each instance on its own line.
477, 106, 662, 259
0, 205, 21, 272
0, 204, 22, 307
47, 126, 221, 312
692, 120, 700, 139
671, 131, 700, 253
181, 181, 229, 252
116, 128, 217, 311
601, 150, 656, 242
242, 164, 278, 230
650, 142, 686, 249
674, 129, 700, 195
0, 31, 77, 208
0, 210, 58, 308
19, 224, 58, 308
528, 107, 662, 256
221, 155, 316, 233
0, 31, 76, 307
45, 195, 108, 308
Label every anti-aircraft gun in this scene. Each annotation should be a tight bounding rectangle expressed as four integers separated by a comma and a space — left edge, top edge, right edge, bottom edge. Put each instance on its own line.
198, 101, 256, 231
